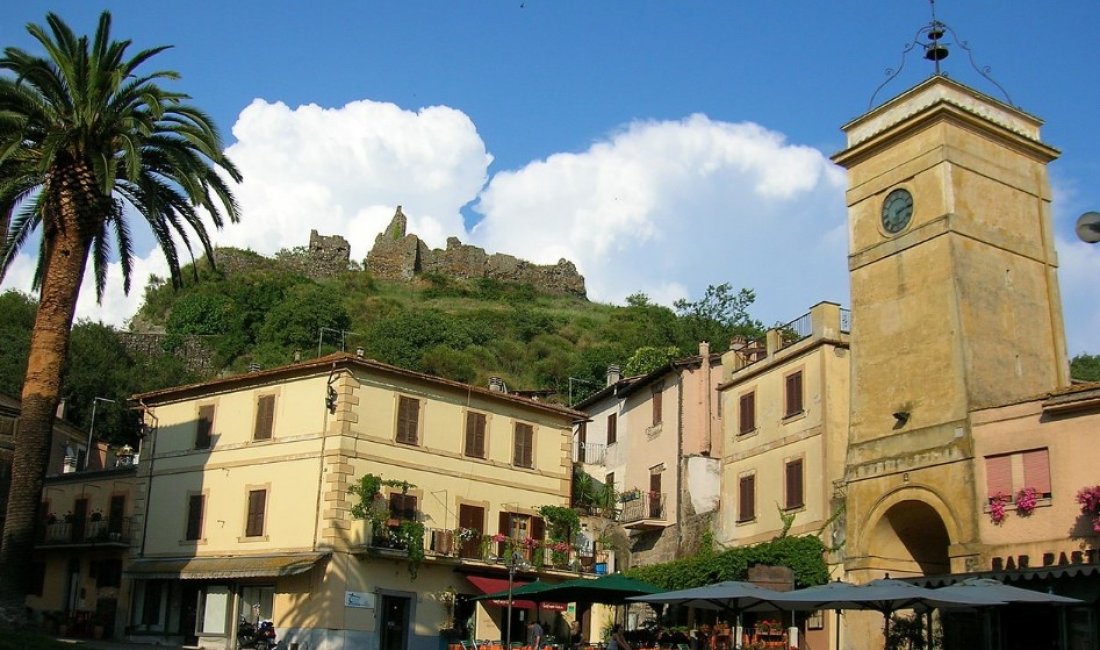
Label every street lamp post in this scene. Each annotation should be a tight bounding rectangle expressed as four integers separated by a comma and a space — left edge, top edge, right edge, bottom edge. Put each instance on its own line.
85, 397, 116, 470
506, 550, 521, 648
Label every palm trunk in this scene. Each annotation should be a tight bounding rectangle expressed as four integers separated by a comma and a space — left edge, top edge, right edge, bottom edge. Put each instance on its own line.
0, 204, 89, 625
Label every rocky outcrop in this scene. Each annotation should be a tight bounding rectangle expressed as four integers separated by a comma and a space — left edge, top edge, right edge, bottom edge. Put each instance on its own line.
365, 207, 587, 298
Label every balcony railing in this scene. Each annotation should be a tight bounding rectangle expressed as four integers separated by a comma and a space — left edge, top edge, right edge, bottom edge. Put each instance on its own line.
619, 492, 666, 523
775, 312, 812, 352
368, 525, 602, 573
572, 442, 606, 465
38, 516, 132, 546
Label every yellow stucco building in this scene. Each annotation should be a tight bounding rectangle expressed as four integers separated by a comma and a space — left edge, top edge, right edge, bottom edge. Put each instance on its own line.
125, 353, 585, 650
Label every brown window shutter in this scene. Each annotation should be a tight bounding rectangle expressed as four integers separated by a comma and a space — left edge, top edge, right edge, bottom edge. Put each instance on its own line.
514, 423, 533, 468
186, 494, 204, 541
253, 396, 275, 440
786, 459, 804, 509
739, 393, 755, 434
985, 455, 1012, 498
196, 405, 215, 448
498, 511, 510, 557
1022, 449, 1051, 495
607, 414, 617, 445
397, 396, 419, 445
739, 475, 755, 522
465, 412, 486, 458
246, 489, 266, 537
785, 372, 803, 417
108, 495, 125, 534
652, 388, 663, 425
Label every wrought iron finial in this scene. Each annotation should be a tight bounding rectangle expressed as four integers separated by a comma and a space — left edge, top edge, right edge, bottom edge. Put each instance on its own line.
868, 0, 1013, 109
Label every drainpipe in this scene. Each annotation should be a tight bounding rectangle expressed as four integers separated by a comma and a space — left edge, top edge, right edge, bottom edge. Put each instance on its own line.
313, 362, 340, 553
676, 370, 685, 557
700, 342, 712, 457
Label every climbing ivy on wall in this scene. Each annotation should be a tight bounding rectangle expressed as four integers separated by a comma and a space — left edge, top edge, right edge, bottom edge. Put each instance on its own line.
624, 535, 829, 590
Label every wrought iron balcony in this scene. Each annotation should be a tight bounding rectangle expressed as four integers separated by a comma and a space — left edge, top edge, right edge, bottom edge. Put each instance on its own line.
572, 442, 606, 465
619, 492, 667, 529
37, 516, 132, 547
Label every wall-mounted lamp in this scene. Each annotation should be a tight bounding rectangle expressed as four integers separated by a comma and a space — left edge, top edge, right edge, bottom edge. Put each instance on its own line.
892, 411, 910, 427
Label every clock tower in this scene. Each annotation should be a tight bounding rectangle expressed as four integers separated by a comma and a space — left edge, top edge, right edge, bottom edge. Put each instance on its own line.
834, 74, 1069, 579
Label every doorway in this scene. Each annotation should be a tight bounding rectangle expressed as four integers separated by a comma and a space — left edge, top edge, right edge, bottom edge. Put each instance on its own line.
379, 595, 411, 650
181, 584, 199, 646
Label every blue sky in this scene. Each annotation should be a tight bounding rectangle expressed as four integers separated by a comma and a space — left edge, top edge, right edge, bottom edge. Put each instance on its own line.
3, 2, 1099, 356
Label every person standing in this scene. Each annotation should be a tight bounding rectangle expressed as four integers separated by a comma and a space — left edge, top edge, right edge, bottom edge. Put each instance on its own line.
570, 619, 583, 649
608, 624, 631, 650
526, 618, 544, 650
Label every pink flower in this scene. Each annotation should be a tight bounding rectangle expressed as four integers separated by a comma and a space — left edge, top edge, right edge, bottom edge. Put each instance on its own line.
1014, 487, 1039, 516
989, 493, 1009, 525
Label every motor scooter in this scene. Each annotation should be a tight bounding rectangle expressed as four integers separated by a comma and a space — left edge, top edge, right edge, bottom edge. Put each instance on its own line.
237, 617, 277, 650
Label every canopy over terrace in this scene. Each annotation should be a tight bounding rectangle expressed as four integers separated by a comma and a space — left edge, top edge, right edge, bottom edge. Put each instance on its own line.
468, 576, 568, 611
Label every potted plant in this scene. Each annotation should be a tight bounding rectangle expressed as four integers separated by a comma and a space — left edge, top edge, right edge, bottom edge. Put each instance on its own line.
988, 492, 1009, 525
1015, 487, 1039, 516
1075, 485, 1100, 533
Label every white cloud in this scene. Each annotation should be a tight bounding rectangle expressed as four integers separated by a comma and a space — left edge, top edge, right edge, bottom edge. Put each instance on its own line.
470, 114, 850, 326
217, 98, 493, 260
1056, 238, 1100, 356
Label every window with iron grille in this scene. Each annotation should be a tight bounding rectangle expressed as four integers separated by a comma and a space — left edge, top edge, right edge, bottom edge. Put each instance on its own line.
465, 411, 486, 458
396, 396, 420, 445
739, 392, 756, 435
196, 405, 214, 449
253, 395, 275, 441
513, 422, 534, 468
738, 474, 756, 522
784, 371, 804, 417
245, 489, 266, 537
785, 458, 804, 510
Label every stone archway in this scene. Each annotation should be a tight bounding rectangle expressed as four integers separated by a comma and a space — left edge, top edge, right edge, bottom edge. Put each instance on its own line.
866, 499, 951, 576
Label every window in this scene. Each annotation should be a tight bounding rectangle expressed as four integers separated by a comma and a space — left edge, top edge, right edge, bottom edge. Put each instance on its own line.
605, 472, 615, 494
985, 448, 1051, 500
716, 390, 723, 419
738, 474, 756, 522
96, 558, 122, 588
396, 396, 420, 445
649, 471, 663, 518
739, 392, 756, 435
186, 494, 205, 541
652, 384, 663, 425
606, 413, 617, 445
108, 494, 125, 534
498, 511, 544, 561
388, 492, 418, 521
141, 581, 164, 625
28, 562, 45, 597
513, 422, 534, 468
464, 411, 486, 458
785, 458, 804, 510
245, 489, 267, 537
253, 395, 275, 441
784, 371, 804, 417
196, 404, 214, 449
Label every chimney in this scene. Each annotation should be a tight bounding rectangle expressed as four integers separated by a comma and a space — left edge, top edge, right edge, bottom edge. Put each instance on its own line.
729, 336, 747, 351
55, 399, 66, 420
488, 377, 506, 393
355, 347, 365, 358
699, 341, 710, 359
606, 364, 622, 387
293, 349, 302, 363
248, 362, 262, 373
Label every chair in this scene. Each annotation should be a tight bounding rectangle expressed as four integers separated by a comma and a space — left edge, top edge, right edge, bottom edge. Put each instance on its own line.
677, 644, 690, 650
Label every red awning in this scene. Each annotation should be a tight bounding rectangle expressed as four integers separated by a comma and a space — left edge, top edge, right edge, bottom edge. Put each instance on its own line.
466, 576, 567, 612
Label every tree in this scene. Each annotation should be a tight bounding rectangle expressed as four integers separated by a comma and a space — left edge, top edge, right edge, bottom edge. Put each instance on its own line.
673, 283, 763, 351
0, 12, 240, 615
1070, 353, 1100, 383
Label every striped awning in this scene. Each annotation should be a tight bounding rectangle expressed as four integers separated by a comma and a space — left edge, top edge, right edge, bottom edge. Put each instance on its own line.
124, 552, 328, 580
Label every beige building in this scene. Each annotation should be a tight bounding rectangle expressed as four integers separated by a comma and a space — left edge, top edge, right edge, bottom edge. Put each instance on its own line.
717, 302, 850, 550
126, 353, 585, 650
573, 343, 725, 569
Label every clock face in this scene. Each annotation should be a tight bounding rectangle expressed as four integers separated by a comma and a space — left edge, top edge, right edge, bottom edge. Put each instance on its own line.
881, 188, 914, 234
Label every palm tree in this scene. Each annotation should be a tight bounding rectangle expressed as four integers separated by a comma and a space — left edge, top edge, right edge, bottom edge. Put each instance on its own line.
0, 11, 240, 614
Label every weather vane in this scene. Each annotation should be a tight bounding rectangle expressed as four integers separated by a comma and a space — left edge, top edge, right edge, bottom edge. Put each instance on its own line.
868, 0, 1013, 109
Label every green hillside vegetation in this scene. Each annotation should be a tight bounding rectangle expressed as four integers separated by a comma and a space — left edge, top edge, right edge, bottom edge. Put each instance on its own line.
0, 250, 772, 444
136, 250, 767, 401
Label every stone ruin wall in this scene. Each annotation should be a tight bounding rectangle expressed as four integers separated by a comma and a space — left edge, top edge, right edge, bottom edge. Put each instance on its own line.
364, 206, 587, 298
